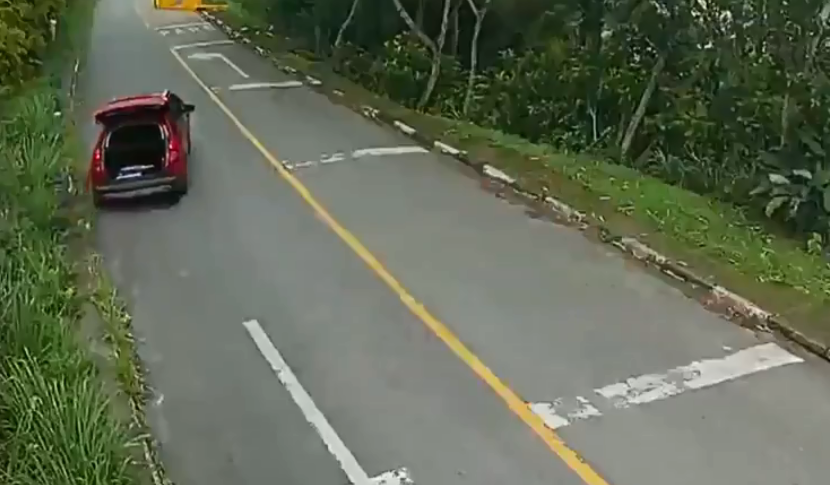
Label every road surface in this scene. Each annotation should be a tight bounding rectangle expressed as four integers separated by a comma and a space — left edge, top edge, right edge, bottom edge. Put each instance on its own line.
81, 1, 830, 484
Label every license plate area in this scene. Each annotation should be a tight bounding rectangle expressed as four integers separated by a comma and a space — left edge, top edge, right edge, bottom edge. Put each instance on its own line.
116, 164, 156, 181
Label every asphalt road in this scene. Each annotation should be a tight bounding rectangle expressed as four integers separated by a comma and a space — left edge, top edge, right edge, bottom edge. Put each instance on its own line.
81, 1, 830, 484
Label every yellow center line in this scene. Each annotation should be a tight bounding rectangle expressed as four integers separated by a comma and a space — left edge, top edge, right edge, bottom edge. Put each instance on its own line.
166, 41, 612, 485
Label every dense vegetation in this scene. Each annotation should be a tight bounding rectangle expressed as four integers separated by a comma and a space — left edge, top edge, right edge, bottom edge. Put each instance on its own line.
236, 0, 830, 246
1, 1, 145, 483
0, 0, 66, 93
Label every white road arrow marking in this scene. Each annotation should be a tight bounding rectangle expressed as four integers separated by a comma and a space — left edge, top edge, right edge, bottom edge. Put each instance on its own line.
243, 320, 414, 485
187, 52, 249, 78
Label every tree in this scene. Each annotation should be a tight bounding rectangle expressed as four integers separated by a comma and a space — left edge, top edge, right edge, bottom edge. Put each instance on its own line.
462, 0, 491, 116
391, 0, 453, 109
334, 0, 361, 49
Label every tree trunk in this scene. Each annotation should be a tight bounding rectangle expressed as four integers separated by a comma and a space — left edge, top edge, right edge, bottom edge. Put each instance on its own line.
462, 20, 482, 116
581, 0, 606, 143
462, 0, 489, 116
620, 53, 666, 158
392, 0, 453, 110
334, 0, 361, 49
314, 24, 323, 55
449, 0, 461, 55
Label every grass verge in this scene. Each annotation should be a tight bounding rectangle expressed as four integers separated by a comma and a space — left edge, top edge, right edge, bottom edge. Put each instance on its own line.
214, 5, 830, 349
0, 83, 143, 485
0, 2, 158, 484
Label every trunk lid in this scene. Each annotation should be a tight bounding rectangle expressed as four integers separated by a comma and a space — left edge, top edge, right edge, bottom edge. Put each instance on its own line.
94, 94, 168, 125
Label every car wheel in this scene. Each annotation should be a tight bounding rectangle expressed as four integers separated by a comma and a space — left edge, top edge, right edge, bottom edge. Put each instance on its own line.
92, 191, 105, 208
172, 176, 189, 200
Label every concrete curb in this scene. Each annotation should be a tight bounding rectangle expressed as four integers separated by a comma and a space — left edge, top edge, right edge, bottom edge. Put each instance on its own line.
199, 11, 830, 363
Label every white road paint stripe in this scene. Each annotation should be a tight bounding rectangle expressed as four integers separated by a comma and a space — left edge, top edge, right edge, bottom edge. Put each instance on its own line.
596, 343, 803, 406
171, 39, 234, 50
286, 146, 427, 171
228, 81, 304, 91
242, 320, 413, 485
187, 52, 249, 78
531, 343, 803, 430
352, 146, 428, 158
155, 22, 210, 30
371, 468, 415, 484
531, 397, 600, 430
319, 153, 347, 165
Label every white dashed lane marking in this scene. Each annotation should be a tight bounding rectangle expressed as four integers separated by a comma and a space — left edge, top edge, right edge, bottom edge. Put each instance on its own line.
228, 81, 304, 91
157, 22, 215, 36
171, 39, 235, 50
286, 146, 429, 171
530, 342, 804, 430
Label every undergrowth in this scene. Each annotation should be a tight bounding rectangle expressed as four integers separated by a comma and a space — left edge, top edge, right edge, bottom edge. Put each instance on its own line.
0, 85, 141, 484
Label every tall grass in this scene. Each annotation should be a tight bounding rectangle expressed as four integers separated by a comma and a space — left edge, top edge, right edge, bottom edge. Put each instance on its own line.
0, 85, 140, 484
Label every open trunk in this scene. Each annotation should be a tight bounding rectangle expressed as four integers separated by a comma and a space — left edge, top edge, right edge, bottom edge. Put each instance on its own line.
103, 121, 166, 181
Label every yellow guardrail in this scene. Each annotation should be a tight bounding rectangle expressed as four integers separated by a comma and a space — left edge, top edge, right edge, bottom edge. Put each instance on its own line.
154, 0, 228, 11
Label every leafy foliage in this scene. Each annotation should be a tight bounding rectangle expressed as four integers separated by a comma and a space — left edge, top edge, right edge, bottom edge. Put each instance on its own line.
0, 0, 67, 94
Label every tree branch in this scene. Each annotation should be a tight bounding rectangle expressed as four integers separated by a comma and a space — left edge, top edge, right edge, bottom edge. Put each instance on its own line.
390, 0, 437, 52
462, 0, 491, 115
465, 0, 491, 16
334, 0, 361, 49
620, 52, 666, 158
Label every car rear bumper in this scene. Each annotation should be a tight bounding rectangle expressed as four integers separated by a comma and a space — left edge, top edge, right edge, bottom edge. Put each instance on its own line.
94, 175, 181, 199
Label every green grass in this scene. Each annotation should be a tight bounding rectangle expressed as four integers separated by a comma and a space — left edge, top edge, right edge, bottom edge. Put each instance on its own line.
0, 0, 154, 483
0, 85, 142, 485
216, 4, 830, 346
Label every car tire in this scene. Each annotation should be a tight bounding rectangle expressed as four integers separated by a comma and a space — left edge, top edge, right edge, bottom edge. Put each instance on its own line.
172, 176, 189, 201
92, 191, 105, 208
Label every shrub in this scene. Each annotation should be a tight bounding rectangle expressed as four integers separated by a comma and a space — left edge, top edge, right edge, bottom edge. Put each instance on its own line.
0, 0, 67, 93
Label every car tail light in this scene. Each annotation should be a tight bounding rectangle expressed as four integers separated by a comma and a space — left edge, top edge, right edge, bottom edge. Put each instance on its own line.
165, 124, 184, 176
87, 146, 106, 189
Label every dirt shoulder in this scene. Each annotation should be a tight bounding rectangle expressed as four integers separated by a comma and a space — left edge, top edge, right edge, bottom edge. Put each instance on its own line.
202, 9, 830, 360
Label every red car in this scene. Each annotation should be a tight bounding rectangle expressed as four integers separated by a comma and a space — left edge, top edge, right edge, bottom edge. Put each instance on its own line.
87, 90, 193, 206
